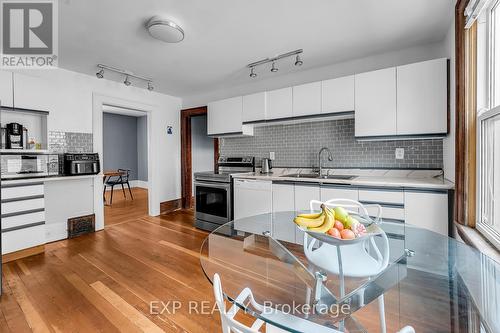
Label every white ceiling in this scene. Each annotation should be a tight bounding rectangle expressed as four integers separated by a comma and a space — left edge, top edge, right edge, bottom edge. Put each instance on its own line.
59, 0, 454, 98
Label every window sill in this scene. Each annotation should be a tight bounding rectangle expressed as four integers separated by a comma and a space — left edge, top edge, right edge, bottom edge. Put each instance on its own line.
455, 223, 500, 264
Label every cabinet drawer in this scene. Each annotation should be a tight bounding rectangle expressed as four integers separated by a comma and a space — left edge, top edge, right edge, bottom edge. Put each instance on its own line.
366, 205, 405, 221
1, 184, 44, 199
359, 189, 404, 205
2, 224, 45, 255
2, 211, 45, 231
1, 197, 45, 215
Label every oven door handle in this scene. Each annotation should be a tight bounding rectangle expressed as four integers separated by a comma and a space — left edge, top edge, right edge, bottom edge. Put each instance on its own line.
194, 181, 231, 190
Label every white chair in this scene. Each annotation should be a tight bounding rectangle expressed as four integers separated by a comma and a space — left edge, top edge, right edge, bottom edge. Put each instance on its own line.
213, 273, 341, 333
304, 199, 389, 333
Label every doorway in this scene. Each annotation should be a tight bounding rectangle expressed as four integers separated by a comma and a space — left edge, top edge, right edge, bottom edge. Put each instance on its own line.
101, 105, 149, 226
181, 106, 218, 209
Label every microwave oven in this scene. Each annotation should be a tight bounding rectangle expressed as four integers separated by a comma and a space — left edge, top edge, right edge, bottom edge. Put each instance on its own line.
0, 154, 59, 180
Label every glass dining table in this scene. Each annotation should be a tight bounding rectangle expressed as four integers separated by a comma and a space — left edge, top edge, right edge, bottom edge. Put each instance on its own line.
199, 211, 500, 333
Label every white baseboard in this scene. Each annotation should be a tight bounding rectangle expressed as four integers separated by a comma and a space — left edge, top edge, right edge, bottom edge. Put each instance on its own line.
129, 180, 148, 189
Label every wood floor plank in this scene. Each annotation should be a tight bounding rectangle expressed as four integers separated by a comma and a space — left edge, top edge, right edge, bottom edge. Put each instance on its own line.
90, 281, 164, 333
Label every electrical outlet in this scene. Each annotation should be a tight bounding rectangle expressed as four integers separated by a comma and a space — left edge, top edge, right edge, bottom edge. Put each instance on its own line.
395, 148, 405, 160
269, 152, 275, 160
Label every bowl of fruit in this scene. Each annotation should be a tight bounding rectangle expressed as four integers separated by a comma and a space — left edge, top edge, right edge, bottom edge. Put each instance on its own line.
293, 204, 384, 245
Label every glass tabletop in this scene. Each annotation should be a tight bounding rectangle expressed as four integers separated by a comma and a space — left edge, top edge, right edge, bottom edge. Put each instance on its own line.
199, 211, 500, 333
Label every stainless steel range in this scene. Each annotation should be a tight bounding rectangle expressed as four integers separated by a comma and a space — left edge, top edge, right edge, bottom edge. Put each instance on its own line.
194, 156, 255, 231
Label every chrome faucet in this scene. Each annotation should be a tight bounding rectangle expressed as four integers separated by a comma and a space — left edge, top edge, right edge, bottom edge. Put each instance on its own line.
318, 147, 333, 178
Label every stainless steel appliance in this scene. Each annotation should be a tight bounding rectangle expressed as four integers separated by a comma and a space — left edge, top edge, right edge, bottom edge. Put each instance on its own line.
260, 158, 273, 174
0, 153, 59, 180
5, 123, 23, 149
194, 156, 255, 231
63, 153, 100, 176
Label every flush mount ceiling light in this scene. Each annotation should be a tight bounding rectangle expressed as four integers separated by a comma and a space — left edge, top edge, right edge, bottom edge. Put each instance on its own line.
146, 16, 184, 43
95, 64, 154, 91
247, 49, 303, 78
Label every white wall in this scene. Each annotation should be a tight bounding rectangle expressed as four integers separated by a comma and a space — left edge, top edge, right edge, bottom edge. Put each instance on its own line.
182, 41, 448, 108
442, 16, 456, 182
9, 68, 182, 203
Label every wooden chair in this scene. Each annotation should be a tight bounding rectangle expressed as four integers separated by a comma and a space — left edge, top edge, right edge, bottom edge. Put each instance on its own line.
104, 169, 133, 205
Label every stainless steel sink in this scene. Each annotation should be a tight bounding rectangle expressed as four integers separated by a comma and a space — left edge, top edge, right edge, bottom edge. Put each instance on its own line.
279, 173, 356, 180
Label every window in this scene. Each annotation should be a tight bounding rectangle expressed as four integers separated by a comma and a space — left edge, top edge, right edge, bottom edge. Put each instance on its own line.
476, 0, 500, 248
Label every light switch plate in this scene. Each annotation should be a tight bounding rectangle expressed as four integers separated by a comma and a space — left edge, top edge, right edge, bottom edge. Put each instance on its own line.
395, 148, 404, 160
269, 152, 275, 160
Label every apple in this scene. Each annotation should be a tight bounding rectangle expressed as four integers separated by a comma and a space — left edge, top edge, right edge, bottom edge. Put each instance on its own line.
340, 229, 355, 240
327, 227, 341, 238
334, 220, 344, 231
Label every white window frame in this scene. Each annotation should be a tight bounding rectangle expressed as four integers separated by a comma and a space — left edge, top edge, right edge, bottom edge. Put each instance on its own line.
476, 0, 500, 249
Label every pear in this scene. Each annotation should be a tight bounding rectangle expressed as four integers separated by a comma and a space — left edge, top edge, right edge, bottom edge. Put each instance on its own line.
333, 206, 349, 224
344, 215, 358, 229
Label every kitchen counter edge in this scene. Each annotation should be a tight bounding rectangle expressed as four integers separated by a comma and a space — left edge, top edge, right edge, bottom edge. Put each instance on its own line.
1, 174, 101, 185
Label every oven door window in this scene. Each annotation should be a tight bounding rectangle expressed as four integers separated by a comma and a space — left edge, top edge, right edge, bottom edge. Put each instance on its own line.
196, 185, 228, 218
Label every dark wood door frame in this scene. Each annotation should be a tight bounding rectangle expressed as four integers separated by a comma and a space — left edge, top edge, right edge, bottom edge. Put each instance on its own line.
181, 106, 219, 209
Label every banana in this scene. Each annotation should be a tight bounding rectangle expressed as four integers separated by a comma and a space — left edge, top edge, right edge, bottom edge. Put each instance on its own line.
297, 212, 322, 219
294, 213, 325, 228
309, 209, 335, 233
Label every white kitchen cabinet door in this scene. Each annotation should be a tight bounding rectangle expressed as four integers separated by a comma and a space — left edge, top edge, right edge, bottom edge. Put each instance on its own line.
295, 184, 321, 211
272, 183, 296, 243
266, 87, 293, 120
292, 82, 321, 117
233, 179, 272, 220
0, 70, 13, 107
13, 72, 54, 111
321, 75, 355, 114
397, 58, 448, 135
242, 92, 266, 123
355, 67, 397, 137
321, 186, 358, 202
207, 96, 243, 135
404, 191, 449, 236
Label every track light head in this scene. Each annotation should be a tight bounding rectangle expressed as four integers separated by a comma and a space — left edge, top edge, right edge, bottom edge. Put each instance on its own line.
249, 67, 257, 78
270, 62, 278, 73
124, 75, 131, 86
294, 54, 303, 66
96, 69, 104, 79
147, 82, 154, 91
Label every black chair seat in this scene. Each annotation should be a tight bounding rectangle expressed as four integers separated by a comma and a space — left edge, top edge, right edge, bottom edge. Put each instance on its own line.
103, 169, 134, 205
105, 180, 126, 186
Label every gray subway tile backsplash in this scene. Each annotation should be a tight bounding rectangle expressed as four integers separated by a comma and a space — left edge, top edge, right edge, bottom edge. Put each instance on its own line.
49, 131, 93, 153
220, 119, 443, 169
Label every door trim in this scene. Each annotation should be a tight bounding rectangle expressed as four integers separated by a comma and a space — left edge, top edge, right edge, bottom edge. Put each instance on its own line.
181, 106, 219, 209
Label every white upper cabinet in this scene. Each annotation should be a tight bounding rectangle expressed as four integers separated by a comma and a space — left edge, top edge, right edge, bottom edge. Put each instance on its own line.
321, 75, 355, 114
13, 73, 53, 111
208, 96, 243, 135
242, 92, 266, 123
266, 87, 293, 120
292, 82, 321, 117
396, 58, 448, 135
355, 67, 397, 137
0, 70, 13, 107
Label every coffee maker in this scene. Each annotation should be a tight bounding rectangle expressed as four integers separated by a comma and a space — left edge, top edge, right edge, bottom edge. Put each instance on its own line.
6, 123, 23, 149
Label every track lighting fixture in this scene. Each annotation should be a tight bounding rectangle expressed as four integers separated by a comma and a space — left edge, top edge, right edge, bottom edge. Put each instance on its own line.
95, 64, 154, 91
247, 49, 303, 78
124, 75, 131, 86
270, 62, 278, 72
294, 54, 303, 66
249, 67, 257, 78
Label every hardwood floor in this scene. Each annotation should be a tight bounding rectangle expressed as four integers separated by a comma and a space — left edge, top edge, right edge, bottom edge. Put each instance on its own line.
0, 191, 461, 332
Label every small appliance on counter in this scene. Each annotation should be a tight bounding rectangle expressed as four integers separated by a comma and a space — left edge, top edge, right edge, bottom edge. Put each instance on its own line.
194, 156, 255, 232
0, 154, 59, 180
260, 158, 273, 174
5, 122, 24, 149
63, 153, 100, 176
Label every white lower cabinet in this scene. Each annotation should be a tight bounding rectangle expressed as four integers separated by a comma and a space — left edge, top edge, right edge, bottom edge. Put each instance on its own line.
272, 183, 295, 243
321, 186, 358, 202
404, 191, 449, 236
233, 179, 272, 235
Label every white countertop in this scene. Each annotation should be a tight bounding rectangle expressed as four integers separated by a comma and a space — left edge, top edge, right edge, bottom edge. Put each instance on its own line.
232, 168, 454, 190
1, 174, 100, 185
